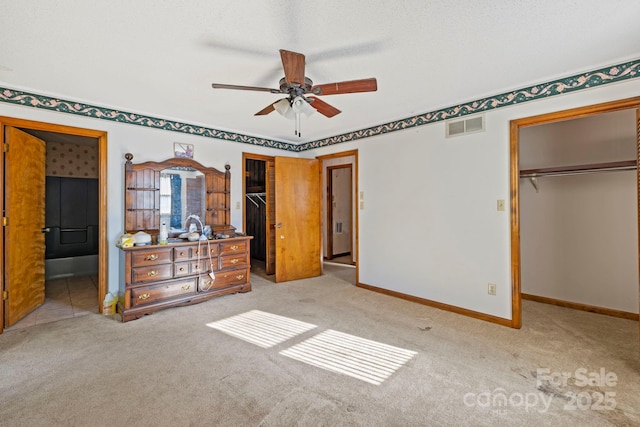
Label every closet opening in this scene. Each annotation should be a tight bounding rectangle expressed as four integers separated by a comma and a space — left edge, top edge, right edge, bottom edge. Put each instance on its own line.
243, 153, 275, 279
510, 97, 640, 331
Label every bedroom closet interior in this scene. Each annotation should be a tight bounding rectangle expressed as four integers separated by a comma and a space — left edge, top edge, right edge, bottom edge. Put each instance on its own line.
244, 156, 275, 275
519, 108, 639, 320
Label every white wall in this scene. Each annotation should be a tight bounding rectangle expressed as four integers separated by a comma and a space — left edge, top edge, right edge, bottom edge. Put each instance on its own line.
0, 104, 286, 296
306, 79, 640, 321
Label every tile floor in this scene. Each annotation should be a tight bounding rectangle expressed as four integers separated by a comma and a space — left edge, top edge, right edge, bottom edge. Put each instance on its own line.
5, 275, 99, 331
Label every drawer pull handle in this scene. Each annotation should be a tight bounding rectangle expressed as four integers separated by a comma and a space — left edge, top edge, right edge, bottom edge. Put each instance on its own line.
147, 270, 158, 277
145, 254, 158, 261
181, 285, 191, 291
230, 258, 239, 264
230, 245, 239, 251
179, 267, 185, 272
138, 293, 151, 300
236, 274, 245, 280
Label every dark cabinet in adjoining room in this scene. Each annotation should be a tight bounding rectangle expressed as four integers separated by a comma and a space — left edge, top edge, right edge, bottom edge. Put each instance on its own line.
45, 176, 99, 259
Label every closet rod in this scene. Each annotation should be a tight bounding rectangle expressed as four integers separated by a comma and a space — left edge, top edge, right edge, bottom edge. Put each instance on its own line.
520, 160, 637, 179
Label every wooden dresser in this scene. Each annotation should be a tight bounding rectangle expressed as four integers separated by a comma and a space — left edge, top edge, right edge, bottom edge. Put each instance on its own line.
118, 153, 252, 322
119, 236, 251, 322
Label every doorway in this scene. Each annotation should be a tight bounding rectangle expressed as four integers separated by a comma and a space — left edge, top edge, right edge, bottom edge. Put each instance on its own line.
509, 97, 640, 330
317, 150, 358, 274
0, 118, 108, 332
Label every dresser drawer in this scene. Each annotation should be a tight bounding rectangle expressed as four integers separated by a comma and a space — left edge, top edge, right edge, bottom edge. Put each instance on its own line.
174, 261, 191, 277
220, 253, 249, 269
131, 264, 173, 284
175, 260, 210, 277
219, 241, 247, 256
131, 248, 172, 267
174, 245, 219, 261
131, 279, 197, 307
198, 267, 249, 291
173, 246, 196, 261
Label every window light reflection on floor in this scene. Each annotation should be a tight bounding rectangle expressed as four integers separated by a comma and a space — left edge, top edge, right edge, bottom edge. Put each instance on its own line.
280, 329, 417, 385
206, 310, 317, 348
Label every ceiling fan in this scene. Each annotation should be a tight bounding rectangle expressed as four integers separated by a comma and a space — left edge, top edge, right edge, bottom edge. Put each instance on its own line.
211, 49, 377, 134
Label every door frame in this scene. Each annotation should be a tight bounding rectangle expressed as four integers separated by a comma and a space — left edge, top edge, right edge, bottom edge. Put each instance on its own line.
509, 96, 640, 329
0, 117, 108, 332
326, 164, 353, 260
317, 150, 359, 278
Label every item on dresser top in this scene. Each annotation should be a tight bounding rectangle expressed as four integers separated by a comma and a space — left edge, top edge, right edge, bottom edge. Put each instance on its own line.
159, 222, 168, 245
117, 233, 134, 248
133, 231, 152, 246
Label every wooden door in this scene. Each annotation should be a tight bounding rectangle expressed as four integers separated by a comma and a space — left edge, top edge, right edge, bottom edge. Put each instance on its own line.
265, 159, 276, 275
275, 157, 321, 282
328, 165, 352, 258
4, 127, 46, 326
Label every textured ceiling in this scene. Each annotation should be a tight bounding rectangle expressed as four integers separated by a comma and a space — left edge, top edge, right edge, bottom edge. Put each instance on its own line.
2, 0, 640, 144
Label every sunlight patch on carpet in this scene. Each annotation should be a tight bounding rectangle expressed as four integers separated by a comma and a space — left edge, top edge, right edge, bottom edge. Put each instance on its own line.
280, 329, 417, 385
206, 310, 317, 348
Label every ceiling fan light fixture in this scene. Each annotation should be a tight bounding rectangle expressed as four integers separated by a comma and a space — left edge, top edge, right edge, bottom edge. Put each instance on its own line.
292, 96, 315, 117
274, 98, 294, 119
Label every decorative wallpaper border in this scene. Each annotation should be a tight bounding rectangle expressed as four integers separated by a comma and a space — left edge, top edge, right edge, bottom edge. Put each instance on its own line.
1, 58, 639, 153
0, 87, 298, 152
298, 58, 640, 151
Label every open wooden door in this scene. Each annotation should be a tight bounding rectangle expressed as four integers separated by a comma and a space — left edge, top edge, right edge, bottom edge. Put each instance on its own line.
275, 156, 321, 282
3, 127, 46, 327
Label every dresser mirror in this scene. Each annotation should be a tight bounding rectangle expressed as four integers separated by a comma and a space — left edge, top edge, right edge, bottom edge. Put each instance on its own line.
124, 153, 233, 237
159, 167, 206, 234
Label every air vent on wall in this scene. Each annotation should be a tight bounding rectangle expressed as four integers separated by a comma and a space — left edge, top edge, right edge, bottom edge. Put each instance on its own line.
445, 115, 484, 138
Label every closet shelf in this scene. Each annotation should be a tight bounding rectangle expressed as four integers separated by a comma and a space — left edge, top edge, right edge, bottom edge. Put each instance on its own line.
520, 160, 637, 192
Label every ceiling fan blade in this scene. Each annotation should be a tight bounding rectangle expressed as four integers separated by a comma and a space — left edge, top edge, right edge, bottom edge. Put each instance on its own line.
254, 102, 277, 116
311, 78, 377, 96
280, 49, 306, 86
212, 83, 280, 93
308, 96, 341, 118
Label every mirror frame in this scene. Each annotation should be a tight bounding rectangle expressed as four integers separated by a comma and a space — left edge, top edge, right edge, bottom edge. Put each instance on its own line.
123, 153, 232, 235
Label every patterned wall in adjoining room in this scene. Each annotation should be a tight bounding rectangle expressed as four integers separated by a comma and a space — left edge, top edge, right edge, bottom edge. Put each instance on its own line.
46, 141, 98, 178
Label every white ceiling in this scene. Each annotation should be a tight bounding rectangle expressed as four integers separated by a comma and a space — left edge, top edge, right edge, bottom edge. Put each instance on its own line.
2, 0, 640, 144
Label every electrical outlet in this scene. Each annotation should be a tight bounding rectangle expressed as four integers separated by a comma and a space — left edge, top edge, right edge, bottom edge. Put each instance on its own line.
235, 201, 241, 210
488, 283, 497, 295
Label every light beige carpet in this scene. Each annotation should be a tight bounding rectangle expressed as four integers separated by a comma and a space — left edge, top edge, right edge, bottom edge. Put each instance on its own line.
1, 266, 639, 426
